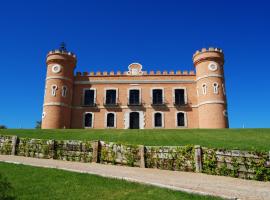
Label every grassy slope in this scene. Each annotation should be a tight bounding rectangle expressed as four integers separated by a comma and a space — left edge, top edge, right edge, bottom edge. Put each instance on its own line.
0, 128, 270, 151
0, 162, 220, 200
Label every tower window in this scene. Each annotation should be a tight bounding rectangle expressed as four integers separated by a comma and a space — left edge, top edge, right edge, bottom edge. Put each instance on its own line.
176, 112, 186, 127
84, 113, 93, 128
128, 89, 140, 105
83, 89, 96, 106
174, 89, 186, 106
202, 84, 207, 95
154, 112, 163, 128
62, 86, 68, 97
51, 85, 58, 96
105, 89, 117, 105
222, 84, 226, 95
152, 89, 163, 105
213, 83, 219, 94
106, 113, 116, 128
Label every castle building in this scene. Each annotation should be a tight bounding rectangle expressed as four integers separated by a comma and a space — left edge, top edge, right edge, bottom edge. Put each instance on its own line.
41, 45, 229, 129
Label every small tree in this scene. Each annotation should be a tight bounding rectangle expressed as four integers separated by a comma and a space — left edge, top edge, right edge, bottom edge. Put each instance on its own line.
0, 173, 16, 200
35, 121, 42, 129
0, 125, 7, 129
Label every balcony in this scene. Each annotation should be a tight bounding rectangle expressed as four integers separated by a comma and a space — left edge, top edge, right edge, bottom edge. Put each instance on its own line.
151, 98, 168, 106
104, 98, 120, 107
127, 98, 143, 106
81, 97, 98, 107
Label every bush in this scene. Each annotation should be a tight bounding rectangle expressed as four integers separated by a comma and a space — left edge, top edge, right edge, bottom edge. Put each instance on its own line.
0, 125, 7, 129
0, 173, 16, 200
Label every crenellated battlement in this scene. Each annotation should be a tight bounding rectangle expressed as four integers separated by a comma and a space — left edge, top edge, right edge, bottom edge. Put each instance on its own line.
75, 69, 195, 77
47, 49, 76, 58
193, 47, 223, 58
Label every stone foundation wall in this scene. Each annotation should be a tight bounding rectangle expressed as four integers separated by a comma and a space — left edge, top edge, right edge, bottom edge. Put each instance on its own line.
0, 135, 269, 181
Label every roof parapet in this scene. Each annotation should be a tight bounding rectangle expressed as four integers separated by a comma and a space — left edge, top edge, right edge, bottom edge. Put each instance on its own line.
193, 47, 223, 58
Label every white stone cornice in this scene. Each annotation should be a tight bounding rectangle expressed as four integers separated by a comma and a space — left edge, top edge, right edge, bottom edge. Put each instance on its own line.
46, 76, 73, 82
196, 74, 223, 81
43, 102, 70, 108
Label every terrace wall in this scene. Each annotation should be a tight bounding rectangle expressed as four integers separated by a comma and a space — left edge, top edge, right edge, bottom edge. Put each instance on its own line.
0, 135, 269, 181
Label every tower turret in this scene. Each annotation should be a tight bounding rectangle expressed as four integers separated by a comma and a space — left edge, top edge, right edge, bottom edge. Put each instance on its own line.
42, 43, 77, 129
193, 47, 228, 128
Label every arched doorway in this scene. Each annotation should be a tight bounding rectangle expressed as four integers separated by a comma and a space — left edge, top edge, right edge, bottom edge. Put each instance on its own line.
129, 112, 140, 129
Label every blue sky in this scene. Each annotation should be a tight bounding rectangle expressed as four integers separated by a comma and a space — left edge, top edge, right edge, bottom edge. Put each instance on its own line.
0, 0, 269, 128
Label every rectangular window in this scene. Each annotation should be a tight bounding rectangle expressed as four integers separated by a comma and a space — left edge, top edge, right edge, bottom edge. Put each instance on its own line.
84, 89, 95, 106
129, 89, 140, 105
152, 89, 163, 105
105, 90, 117, 105
174, 89, 185, 106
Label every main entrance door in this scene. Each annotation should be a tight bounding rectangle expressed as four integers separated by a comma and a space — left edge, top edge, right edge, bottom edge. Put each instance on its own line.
129, 112, 140, 129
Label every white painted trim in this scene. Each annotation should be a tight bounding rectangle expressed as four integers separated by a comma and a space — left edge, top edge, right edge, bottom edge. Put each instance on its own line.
172, 87, 187, 104
175, 111, 187, 128
150, 87, 164, 104
213, 82, 219, 94
152, 112, 164, 128
124, 110, 144, 129
222, 84, 226, 95
46, 76, 72, 82
83, 112, 94, 128
83, 88, 97, 105
74, 80, 195, 84
196, 74, 223, 81
202, 83, 207, 95
104, 112, 117, 128
104, 88, 118, 104
43, 102, 70, 108
128, 87, 142, 105
62, 85, 68, 97
194, 100, 225, 108
51, 85, 58, 96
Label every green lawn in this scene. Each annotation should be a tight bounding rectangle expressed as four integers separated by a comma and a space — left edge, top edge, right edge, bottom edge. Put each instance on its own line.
0, 162, 221, 200
1, 128, 270, 151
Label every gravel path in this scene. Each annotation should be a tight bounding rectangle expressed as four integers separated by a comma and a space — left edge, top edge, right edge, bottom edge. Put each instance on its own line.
0, 155, 269, 200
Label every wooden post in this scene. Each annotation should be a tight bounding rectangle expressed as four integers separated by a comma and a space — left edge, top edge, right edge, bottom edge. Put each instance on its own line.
139, 145, 145, 168
92, 140, 101, 163
50, 140, 55, 159
11, 136, 18, 156
194, 145, 202, 173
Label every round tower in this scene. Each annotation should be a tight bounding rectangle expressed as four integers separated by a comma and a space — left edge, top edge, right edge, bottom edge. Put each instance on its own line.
42, 43, 77, 129
193, 47, 228, 128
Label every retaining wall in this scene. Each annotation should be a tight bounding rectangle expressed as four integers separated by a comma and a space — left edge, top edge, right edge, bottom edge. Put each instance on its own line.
0, 135, 269, 181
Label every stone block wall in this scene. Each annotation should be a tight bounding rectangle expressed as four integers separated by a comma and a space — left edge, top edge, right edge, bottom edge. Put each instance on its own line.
0, 135, 269, 181
0, 135, 13, 155
145, 146, 195, 171
100, 142, 141, 167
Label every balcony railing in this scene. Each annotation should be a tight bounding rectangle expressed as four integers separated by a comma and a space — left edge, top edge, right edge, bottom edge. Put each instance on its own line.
127, 98, 143, 106
151, 98, 168, 106
104, 98, 120, 107
81, 97, 98, 107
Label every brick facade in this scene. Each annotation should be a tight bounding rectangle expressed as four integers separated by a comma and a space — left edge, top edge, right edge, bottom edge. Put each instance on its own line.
41, 46, 229, 129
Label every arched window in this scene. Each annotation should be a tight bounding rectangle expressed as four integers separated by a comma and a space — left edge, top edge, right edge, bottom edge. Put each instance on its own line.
222, 84, 226, 95
51, 85, 58, 96
213, 83, 219, 94
176, 112, 186, 127
84, 113, 93, 128
106, 113, 116, 128
62, 86, 68, 97
154, 112, 163, 128
202, 84, 207, 95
